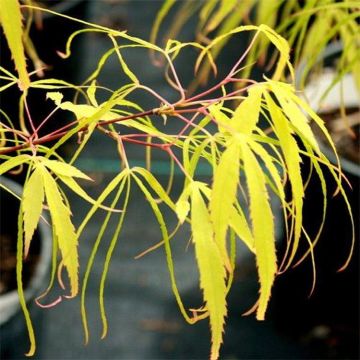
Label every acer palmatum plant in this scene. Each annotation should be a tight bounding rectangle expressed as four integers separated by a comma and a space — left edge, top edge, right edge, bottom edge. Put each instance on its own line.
0, 1, 354, 359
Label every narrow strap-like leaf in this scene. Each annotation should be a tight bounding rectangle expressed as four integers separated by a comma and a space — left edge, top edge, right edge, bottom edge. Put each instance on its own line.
239, 139, 276, 321
210, 140, 241, 271
0, 0, 30, 90
40, 165, 79, 297
191, 183, 227, 360
22, 166, 44, 257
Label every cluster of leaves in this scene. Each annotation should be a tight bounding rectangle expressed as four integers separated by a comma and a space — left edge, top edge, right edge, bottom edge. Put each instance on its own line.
0, 1, 354, 359
152, 0, 360, 90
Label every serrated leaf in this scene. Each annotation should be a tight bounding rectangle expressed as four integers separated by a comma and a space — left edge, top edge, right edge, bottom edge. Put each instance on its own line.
46, 92, 63, 106
210, 140, 241, 271
46, 93, 119, 121
191, 183, 227, 360
39, 165, 79, 297
42, 159, 91, 180
259, 24, 292, 81
0, 0, 30, 90
239, 139, 276, 321
264, 91, 303, 269
269, 81, 320, 152
22, 167, 44, 258
232, 85, 263, 135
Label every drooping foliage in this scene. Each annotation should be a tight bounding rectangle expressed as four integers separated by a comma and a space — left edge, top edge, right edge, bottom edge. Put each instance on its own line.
0, 2, 355, 359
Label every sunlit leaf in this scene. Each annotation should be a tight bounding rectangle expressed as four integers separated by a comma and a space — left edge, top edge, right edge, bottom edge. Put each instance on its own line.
264, 91, 303, 270
0, 154, 29, 175
238, 138, 276, 321
231, 85, 263, 135
191, 182, 227, 360
22, 166, 44, 258
210, 140, 241, 271
39, 165, 79, 297
0, 0, 30, 90
42, 159, 91, 180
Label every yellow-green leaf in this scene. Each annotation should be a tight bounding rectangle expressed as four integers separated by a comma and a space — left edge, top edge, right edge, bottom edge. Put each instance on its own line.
87, 80, 99, 107
264, 91, 303, 269
269, 81, 320, 152
42, 159, 91, 180
229, 205, 255, 253
46, 92, 63, 106
0, 154, 29, 175
232, 85, 263, 135
191, 183, 227, 360
39, 165, 79, 297
175, 185, 192, 224
22, 166, 44, 258
239, 138, 276, 320
0, 0, 30, 90
210, 140, 241, 271
208, 103, 231, 133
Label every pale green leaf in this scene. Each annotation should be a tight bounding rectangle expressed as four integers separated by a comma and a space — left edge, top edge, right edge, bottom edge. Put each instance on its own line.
109, 34, 139, 84
22, 166, 44, 258
39, 165, 79, 297
132, 172, 194, 325
191, 183, 227, 360
150, 0, 176, 46
239, 138, 276, 321
132, 167, 175, 210
0, 0, 30, 90
42, 159, 91, 180
58, 175, 122, 213
87, 80, 98, 107
210, 140, 241, 271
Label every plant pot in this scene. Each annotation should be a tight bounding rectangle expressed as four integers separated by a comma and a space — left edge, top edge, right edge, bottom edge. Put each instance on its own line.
269, 43, 359, 359
0, 176, 52, 359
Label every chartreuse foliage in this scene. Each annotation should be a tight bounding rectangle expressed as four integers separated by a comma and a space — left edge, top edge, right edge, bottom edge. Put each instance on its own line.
152, 0, 360, 89
0, 3, 354, 360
